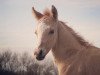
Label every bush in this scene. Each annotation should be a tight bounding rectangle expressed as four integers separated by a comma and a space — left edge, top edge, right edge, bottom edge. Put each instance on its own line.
0, 49, 58, 75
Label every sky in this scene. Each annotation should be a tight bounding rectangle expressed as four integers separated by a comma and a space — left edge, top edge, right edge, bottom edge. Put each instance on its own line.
0, 0, 100, 51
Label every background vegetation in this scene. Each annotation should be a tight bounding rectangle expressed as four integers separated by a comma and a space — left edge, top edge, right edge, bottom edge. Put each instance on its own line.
0, 49, 58, 75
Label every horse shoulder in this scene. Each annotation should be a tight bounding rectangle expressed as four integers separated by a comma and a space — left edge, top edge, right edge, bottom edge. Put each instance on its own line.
84, 46, 100, 75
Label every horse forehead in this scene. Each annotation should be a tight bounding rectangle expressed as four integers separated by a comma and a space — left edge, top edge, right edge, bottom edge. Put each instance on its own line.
38, 22, 50, 32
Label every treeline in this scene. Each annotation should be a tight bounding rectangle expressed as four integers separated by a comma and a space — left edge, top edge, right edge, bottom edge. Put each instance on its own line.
0, 50, 58, 75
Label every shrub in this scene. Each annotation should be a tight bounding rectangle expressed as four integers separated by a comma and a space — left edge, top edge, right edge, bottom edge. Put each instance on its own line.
0, 49, 58, 75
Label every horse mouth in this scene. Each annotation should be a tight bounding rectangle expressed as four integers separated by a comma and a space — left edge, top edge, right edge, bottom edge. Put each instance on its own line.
36, 50, 46, 60
36, 55, 45, 60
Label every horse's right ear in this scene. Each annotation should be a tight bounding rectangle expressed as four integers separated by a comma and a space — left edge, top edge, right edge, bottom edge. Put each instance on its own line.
32, 7, 43, 20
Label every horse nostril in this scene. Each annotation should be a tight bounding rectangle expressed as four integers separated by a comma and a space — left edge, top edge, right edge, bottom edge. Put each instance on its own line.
36, 49, 45, 60
39, 49, 43, 56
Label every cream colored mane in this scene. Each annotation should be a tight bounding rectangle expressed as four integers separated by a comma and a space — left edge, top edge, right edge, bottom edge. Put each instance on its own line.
59, 21, 91, 47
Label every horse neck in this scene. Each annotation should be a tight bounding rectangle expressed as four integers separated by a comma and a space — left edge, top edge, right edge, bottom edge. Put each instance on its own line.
52, 21, 84, 63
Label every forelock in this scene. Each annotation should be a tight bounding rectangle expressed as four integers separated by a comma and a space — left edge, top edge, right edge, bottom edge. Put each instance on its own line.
43, 8, 51, 17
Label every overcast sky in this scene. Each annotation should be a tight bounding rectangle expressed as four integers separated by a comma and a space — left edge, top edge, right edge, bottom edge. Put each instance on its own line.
0, 0, 100, 49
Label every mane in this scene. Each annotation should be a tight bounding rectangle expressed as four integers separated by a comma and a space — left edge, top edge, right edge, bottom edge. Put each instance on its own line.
59, 21, 92, 47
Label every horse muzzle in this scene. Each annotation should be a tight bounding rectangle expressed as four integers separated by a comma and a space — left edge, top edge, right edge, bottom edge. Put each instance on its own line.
35, 49, 46, 60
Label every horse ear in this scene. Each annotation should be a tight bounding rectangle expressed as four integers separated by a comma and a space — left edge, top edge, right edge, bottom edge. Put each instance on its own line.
32, 7, 43, 20
51, 5, 58, 20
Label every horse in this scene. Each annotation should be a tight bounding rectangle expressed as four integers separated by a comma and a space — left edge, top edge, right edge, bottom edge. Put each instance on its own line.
32, 5, 100, 75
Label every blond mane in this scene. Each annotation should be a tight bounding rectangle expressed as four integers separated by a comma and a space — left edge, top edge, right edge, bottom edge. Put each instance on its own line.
59, 21, 92, 47
43, 8, 51, 17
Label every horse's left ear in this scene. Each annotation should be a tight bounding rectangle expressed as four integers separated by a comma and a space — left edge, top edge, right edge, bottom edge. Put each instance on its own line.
32, 6, 43, 20
51, 5, 58, 20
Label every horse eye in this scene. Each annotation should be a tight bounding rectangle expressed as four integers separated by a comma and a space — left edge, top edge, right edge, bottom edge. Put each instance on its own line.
49, 30, 54, 34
